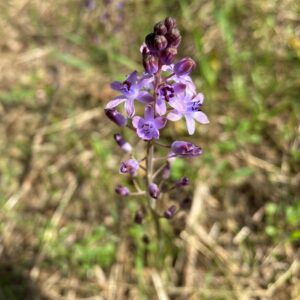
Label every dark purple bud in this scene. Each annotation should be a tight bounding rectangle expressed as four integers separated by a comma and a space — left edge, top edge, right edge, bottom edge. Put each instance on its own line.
175, 176, 189, 187
114, 133, 132, 153
174, 58, 196, 76
166, 28, 181, 48
160, 47, 177, 65
142, 235, 150, 244
143, 54, 159, 75
180, 197, 192, 210
154, 21, 167, 35
154, 35, 168, 51
105, 108, 127, 127
119, 159, 139, 176
162, 161, 171, 179
164, 17, 177, 30
134, 209, 144, 224
145, 33, 157, 52
164, 205, 177, 219
148, 183, 160, 199
171, 141, 203, 157
115, 185, 129, 197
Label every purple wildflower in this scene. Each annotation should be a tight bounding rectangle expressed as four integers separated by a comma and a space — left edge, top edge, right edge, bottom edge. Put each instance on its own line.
148, 183, 160, 199
164, 205, 177, 219
167, 92, 209, 135
132, 106, 167, 140
119, 159, 139, 176
115, 185, 129, 197
171, 141, 202, 157
104, 108, 127, 127
174, 57, 196, 76
175, 176, 189, 187
114, 133, 132, 153
106, 71, 153, 117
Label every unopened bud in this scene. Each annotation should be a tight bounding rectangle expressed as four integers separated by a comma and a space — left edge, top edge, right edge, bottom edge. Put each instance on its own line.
105, 108, 127, 127
119, 159, 139, 176
160, 47, 177, 65
174, 57, 196, 76
175, 176, 189, 187
134, 210, 144, 225
166, 28, 181, 48
154, 21, 167, 35
171, 141, 202, 157
162, 161, 171, 179
164, 205, 177, 219
143, 54, 159, 75
164, 17, 177, 30
145, 33, 157, 52
114, 133, 132, 153
154, 35, 168, 51
148, 183, 160, 199
115, 185, 129, 197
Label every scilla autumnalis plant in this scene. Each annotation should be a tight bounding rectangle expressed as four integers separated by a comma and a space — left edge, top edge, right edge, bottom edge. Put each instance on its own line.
105, 17, 209, 243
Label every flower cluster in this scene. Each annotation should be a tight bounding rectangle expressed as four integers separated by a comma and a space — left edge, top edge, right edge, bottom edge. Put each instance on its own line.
105, 17, 209, 226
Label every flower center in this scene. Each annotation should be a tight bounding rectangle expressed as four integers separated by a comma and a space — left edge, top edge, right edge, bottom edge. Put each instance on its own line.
142, 122, 154, 134
187, 100, 202, 112
157, 84, 174, 102
122, 80, 132, 92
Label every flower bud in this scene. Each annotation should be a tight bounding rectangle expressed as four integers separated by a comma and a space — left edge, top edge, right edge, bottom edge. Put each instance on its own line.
119, 159, 139, 176
84, 0, 95, 10
145, 33, 157, 52
164, 17, 177, 30
105, 108, 127, 127
174, 58, 196, 76
154, 21, 167, 35
164, 205, 177, 219
113, 133, 132, 153
154, 35, 168, 51
148, 183, 160, 199
134, 209, 144, 225
143, 54, 159, 75
115, 185, 129, 197
171, 141, 202, 157
175, 176, 189, 187
166, 28, 181, 48
160, 47, 177, 65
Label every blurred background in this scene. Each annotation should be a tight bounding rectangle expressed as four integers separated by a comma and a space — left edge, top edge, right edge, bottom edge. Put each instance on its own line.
0, 0, 299, 299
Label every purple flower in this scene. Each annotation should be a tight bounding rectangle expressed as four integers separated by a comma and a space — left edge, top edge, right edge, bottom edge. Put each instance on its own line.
174, 57, 196, 76
148, 183, 160, 199
105, 71, 154, 117
167, 92, 209, 135
132, 106, 167, 140
104, 108, 127, 127
162, 64, 196, 96
115, 185, 129, 197
175, 176, 189, 187
171, 141, 202, 157
164, 205, 177, 219
119, 159, 139, 176
155, 82, 185, 115
114, 133, 132, 153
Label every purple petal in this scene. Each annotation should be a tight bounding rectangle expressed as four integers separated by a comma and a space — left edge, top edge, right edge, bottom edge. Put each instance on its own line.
137, 74, 154, 89
193, 93, 204, 104
144, 105, 154, 121
110, 81, 123, 92
167, 110, 182, 121
125, 98, 135, 117
156, 99, 167, 115
194, 111, 209, 124
127, 71, 138, 83
185, 115, 195, 135
137, 91, 154, 104
173, 83, 186, 94
105, 96, 126, 109
132, 116, 143, 128
154, 117, 167, 129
